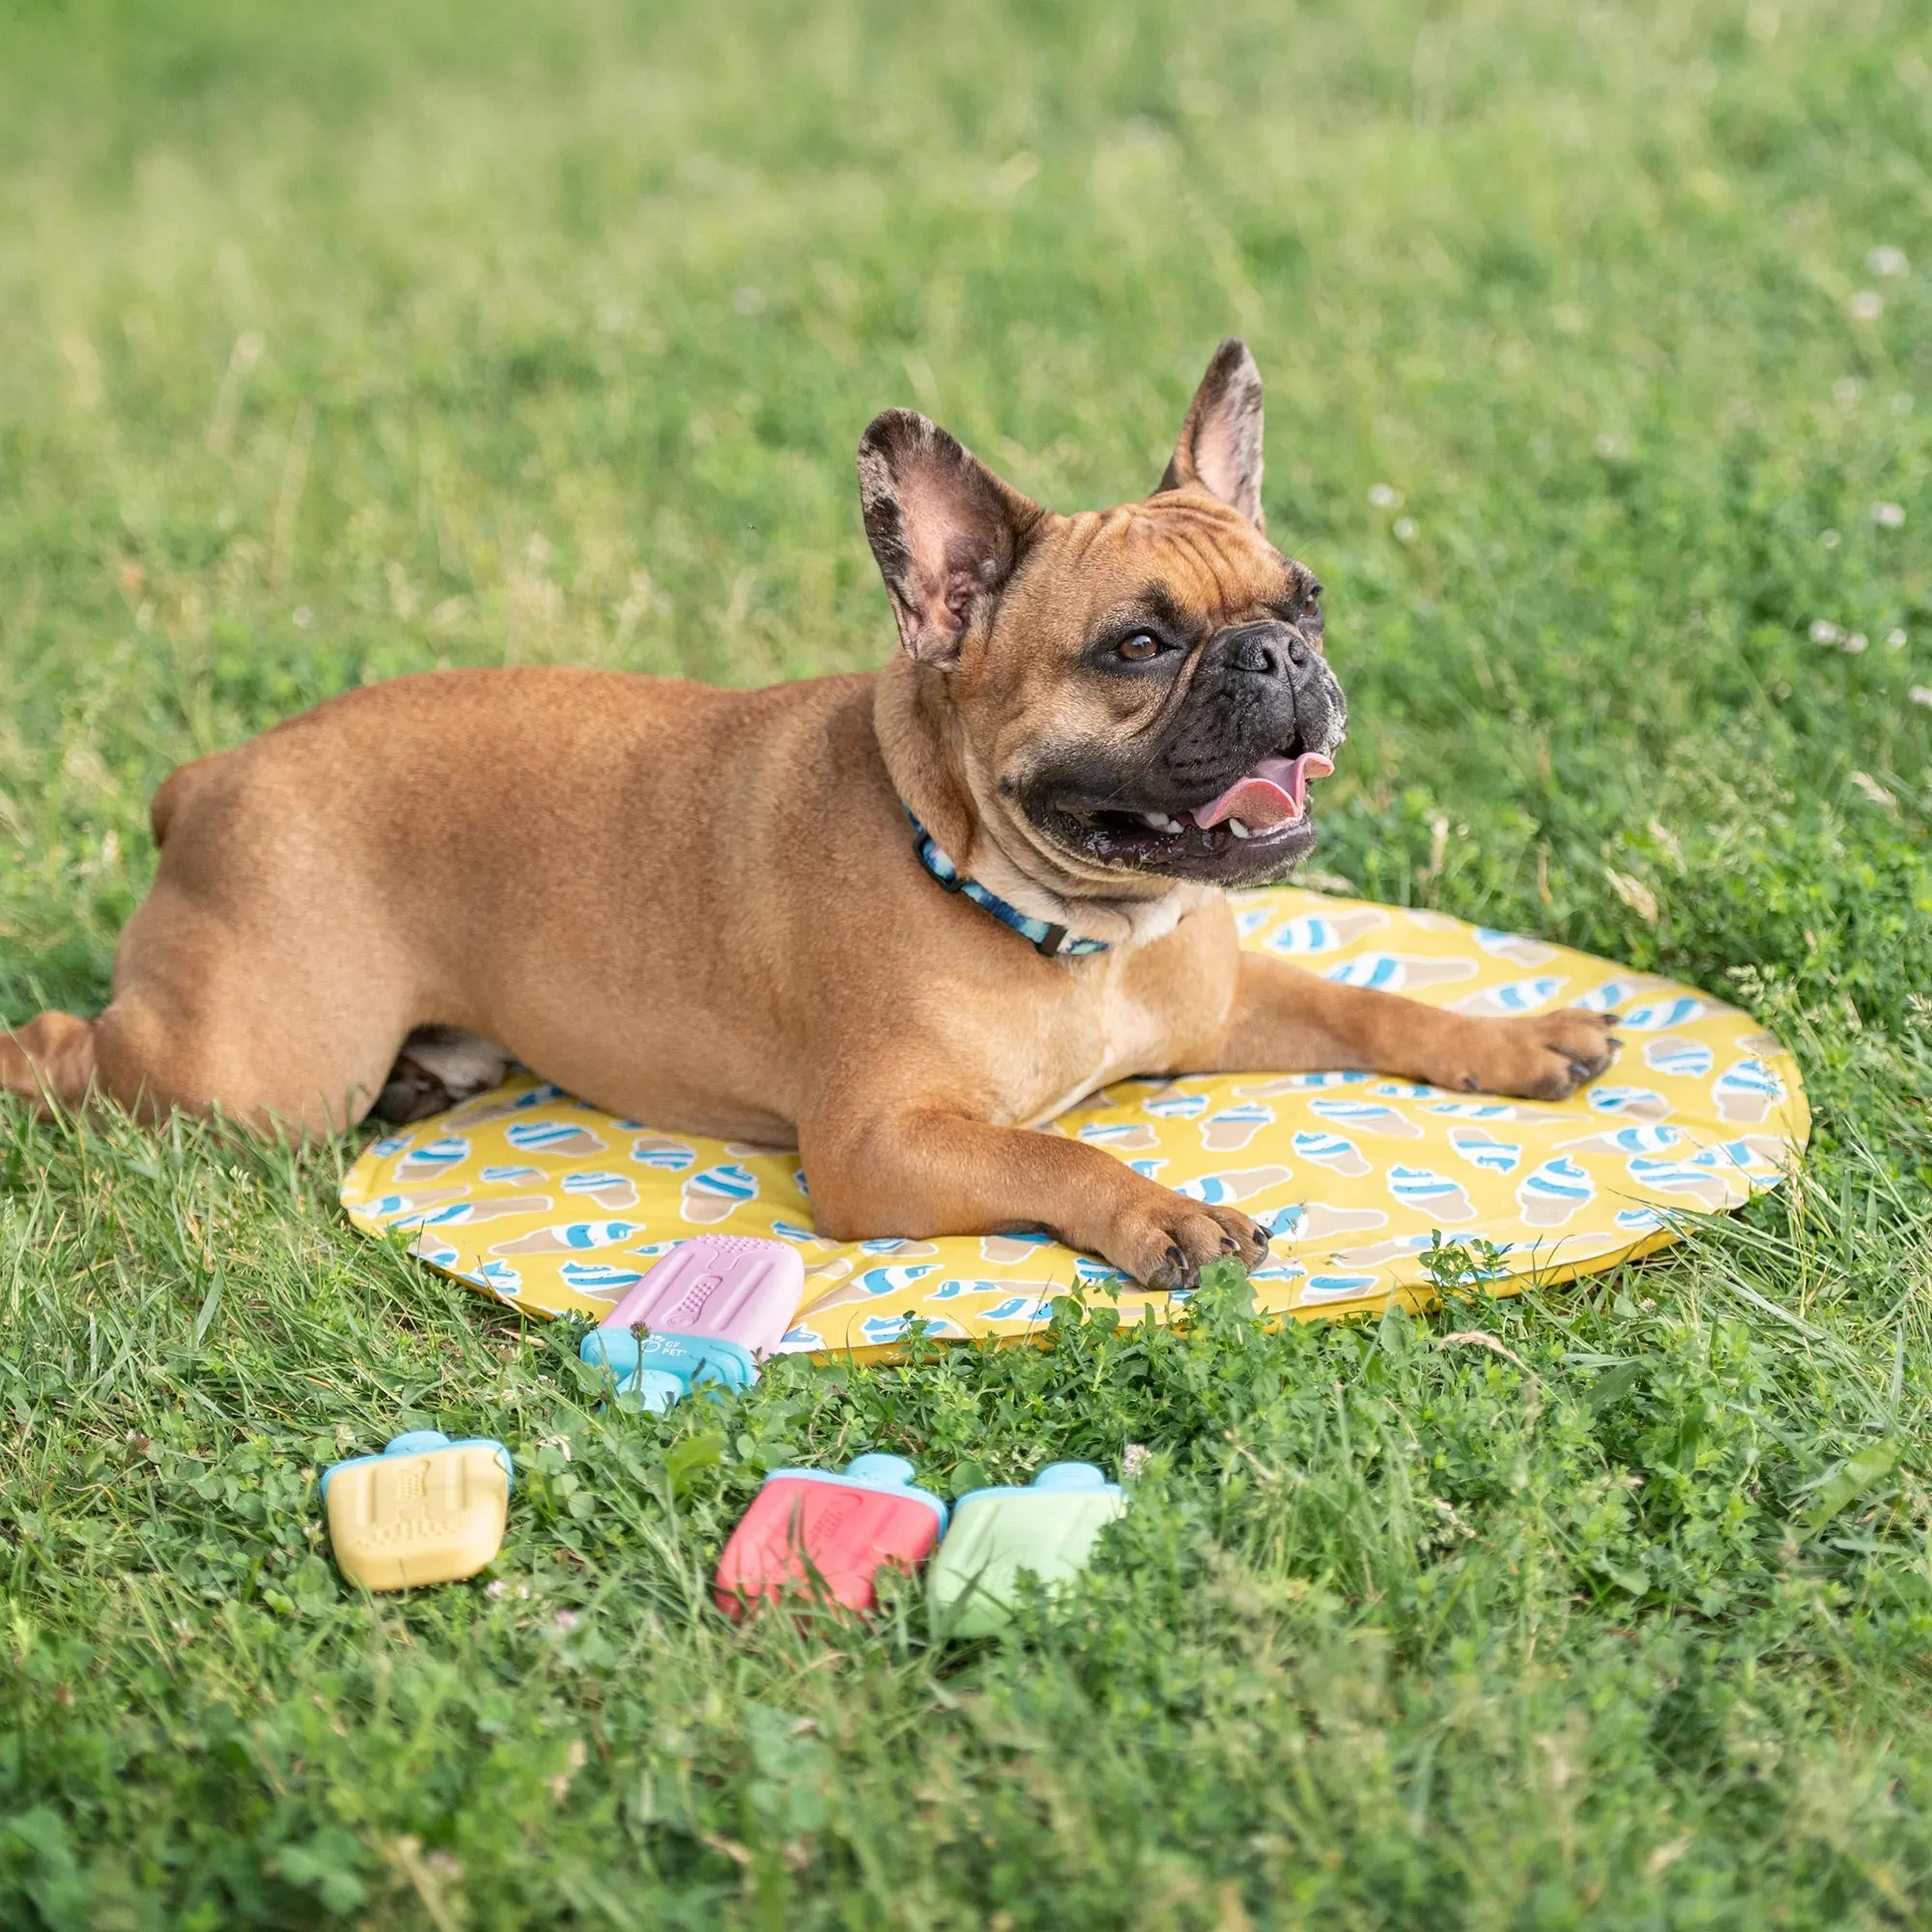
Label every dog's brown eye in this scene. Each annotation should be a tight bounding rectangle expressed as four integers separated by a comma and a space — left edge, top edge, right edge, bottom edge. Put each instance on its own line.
1118, 632, 1160, 663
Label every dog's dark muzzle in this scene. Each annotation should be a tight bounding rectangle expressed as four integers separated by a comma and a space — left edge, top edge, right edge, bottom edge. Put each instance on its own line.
1175, 619, 1348, 770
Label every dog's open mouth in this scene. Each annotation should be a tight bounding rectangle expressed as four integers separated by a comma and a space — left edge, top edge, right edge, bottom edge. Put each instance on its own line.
1066, 751, 1334, 865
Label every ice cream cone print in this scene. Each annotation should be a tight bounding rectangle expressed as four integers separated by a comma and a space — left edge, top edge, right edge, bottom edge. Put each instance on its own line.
443, 1083, 566, 1127
416, 1194, 556, 1224
1307, 1097, 1424, 1140
504, 1121, 608, 1158
1076, 1122, 1160, 1151
679, 1162, 758, 1224
1140, 1089, 1209, 1120
1473, 928, 1558, 967
1557, 1123, 1682, 1158
1624, 1155, 1740, 1212
1450, 976, 1568, 1018
1642, 1035, 1714, 1079
1264, 906, 1390, 955
1265, 1202, 1389, 1241
1585, 1086, 1672, 1122
1290, 1130, 1373, 1177
1200, 1103, 1275, 1151
490, 1218, 646, 1256
358, 1183, 470, 1223
1177, 1165, 1294, 1205
1386, 1165, 1478, 1224
1448, 1126, 1522, 1174
629, 1134, 697, 1171
1713, 1058, 1784, 1123
559, 1171, 639, 1209
1516, 1156, 1595, 1228
980, 1232, 1058, 1265
1323, 953, 1479, 992
394, 1136, 470, 1183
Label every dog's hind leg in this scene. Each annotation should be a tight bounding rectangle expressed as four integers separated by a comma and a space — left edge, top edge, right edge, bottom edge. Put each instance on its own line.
0, 1011, 99, 1112
5, 884, 417, 1138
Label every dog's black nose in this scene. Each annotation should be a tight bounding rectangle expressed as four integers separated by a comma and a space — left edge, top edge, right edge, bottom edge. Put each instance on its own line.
1222, 621, 1306, 676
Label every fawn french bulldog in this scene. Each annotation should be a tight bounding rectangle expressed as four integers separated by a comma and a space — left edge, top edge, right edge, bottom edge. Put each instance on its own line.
2, 340, 1616, 1287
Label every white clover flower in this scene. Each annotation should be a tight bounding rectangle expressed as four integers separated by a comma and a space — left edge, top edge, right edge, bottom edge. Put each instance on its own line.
1843, 633, 1868, 654
1887, 628, 1908, 649
1911, 687, 1932, 708
1809, 620, 1843, 644
553, 1608, 580, 1634
1867, 245, 1909, 278
1593, 433, 1626, 459
1820, 529, 1841, 550
1368, 482, 1403, 509
1849, 291, 1884, 322
1392, 517, 1418, 543
1833, 377, 1862, 406
1874, 502, 1905, 527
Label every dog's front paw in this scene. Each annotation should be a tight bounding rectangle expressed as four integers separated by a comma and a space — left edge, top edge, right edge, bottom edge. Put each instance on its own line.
1107, 1192, 1271, 1293
1445, 1009, 1619, 1101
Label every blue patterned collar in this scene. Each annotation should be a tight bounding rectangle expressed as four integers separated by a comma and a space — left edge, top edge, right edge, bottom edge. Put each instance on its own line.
903, 808, 1110, 957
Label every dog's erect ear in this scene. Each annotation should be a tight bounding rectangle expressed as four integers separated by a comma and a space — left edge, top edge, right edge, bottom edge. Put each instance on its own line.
1156, 337, 1265, 530
856, 409, 1045, 666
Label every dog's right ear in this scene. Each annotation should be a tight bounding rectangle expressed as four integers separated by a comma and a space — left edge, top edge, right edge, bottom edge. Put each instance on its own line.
856, 410, 1045, 666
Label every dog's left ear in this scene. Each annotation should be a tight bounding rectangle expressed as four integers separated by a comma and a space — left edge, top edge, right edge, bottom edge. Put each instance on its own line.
1156, 337, 1265, 530
857, 409, 1045, 666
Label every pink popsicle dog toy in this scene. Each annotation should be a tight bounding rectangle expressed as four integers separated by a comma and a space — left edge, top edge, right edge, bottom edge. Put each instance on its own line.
579, 1236, 805, 1413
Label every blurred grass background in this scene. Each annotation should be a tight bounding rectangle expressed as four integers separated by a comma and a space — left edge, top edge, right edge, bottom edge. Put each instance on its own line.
2, 1, 1931, 1925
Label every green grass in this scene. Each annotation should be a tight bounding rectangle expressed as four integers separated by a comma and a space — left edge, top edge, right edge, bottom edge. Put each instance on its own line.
3, 0, 1931, 1923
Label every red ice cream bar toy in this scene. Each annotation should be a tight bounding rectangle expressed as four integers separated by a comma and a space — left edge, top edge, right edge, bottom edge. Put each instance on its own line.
714, 1453, 949, 1619
596, 1235, 804, 1359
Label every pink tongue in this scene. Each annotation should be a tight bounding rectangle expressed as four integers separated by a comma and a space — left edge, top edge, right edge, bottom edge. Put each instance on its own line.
1190, 752, 1334, 831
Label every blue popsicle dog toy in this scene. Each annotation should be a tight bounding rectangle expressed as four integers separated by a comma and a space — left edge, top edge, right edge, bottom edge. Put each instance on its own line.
579, 1327, 756, 1413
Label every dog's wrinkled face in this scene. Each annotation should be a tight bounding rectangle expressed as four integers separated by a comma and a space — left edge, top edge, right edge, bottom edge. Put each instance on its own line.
859, 338, 1348, 895
973, 495, 1345, 888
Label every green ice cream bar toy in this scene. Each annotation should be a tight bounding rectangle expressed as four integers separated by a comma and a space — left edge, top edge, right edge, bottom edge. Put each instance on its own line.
927, 1461, 1126, 1638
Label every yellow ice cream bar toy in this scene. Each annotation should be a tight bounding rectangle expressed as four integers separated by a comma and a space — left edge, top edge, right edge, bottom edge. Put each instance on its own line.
322, 1430, 514, 1590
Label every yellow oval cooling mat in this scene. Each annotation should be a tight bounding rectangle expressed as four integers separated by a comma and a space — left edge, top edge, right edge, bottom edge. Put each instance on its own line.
341, 888, 1809, 1359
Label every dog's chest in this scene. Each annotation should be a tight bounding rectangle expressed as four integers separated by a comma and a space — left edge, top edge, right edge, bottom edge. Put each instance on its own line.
1014, 948, 1220, 1129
